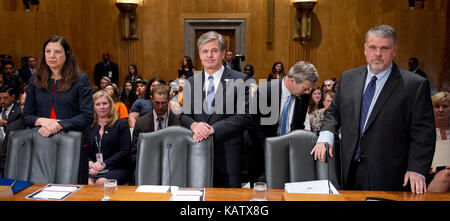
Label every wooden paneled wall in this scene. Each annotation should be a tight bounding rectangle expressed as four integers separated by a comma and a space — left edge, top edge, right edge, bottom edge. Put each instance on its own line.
0, 0, 448, 90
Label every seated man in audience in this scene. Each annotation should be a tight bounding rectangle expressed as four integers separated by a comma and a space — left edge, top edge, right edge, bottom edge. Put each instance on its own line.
0, 87, 24, 176
2, 61, 24, 101
130, 84, 180, 182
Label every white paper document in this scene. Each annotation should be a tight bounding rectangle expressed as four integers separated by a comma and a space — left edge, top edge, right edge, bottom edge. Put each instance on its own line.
285, 180, 339, 194
172, 189, 205, 201
431, 140, 450, 171
136, 185, 179, 193
26, 184, 82, 200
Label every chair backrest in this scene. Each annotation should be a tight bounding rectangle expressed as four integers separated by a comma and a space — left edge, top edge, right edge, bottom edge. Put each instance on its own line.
4, 128, 82, 184
135, 126, 213, 187
265, 130, 340, 189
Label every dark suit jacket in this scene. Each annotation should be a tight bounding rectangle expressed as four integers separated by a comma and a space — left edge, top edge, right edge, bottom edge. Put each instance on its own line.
94, 61, 119, 86
0, 102, 24, 175
87, 119, 131, 170
23, 73, 94, 132
180, 67, 250, 187
414, 68, 427, 79
251, 78, 310, 143
321, 62, 436, 191
130, 110, 180, 164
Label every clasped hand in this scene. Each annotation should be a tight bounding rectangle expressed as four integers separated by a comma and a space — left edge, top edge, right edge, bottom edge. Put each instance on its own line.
89, 161, 105, 176
191, 122, 214, 142
35, 118, 63, 137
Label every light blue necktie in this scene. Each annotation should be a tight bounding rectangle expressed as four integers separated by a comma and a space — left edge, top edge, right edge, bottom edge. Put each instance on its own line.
280, 94, 293, 136
206, 76, 215, 111
355, 75, 377, 161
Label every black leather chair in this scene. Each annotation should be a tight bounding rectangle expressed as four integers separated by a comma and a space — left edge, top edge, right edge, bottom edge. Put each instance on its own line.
265, 130, 340, 189
135, 126, 214, 187
4, 128, 82, 184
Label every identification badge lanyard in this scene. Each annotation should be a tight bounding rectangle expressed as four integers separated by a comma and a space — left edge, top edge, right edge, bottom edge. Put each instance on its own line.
95, 134, 104, 163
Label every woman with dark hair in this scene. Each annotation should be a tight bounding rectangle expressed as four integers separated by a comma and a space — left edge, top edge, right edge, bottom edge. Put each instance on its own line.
104, 83, 128, 119
23, 35, 93, 184
120, 80, 137, 111
124, 64, 142, 84
178, 56, 195, 79
88, 90, 131, 185
267, 61, 285, 81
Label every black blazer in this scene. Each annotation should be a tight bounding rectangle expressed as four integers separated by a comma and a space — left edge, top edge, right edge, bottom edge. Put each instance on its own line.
321, 62, 436, 191
22, 73, 94, 132
251, 78, 310, 142
87, 119, 131, 170
180, 67, 250, 187
130, 110, 180, 164
94, 61, 119, 86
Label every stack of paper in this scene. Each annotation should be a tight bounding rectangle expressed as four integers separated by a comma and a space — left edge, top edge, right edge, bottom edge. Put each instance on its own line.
135, 185, 205, 201
136, 185, 179, 193
285, 180, 339, 194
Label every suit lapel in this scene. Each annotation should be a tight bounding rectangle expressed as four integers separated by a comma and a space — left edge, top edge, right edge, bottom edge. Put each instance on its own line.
354, 68, 367, 133
364, 63, 401, 133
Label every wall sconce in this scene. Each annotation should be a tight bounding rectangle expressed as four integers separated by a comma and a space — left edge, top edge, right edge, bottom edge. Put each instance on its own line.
115, 0, 139, 40
23, 0, 40, 12
293, 0, 317, 43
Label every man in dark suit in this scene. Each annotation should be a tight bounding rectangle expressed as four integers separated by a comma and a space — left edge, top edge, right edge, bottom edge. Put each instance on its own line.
180, 31, 250, 188
0, 86, 23, 176
311, 25, 435, 193
408, 57, 427, 79
248, 61, 318, 183
18, 56, 37, 86
131, 84, 180, 165
94, 52, 119, 86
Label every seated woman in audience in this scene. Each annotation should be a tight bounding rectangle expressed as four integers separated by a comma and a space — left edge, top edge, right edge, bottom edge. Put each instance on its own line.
267, 61, 285, 81
22, 35, 93, 184
427, 91, 450, 192
178, 56, 195, 79
310, 91, 334, 135
104, 83, 128, 119
99, 76, 111, 91
88, 90, 131, 185
124, 64, 142, 84
120, 80, 137, 111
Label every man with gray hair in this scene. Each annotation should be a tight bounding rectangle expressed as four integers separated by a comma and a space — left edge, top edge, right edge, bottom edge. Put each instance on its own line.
180, 31, 250, 188
311, 25, 435, 193
248, 61, 318, 184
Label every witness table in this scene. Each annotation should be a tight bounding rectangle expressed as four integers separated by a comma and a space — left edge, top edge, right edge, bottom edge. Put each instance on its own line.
11, 184, 450, 201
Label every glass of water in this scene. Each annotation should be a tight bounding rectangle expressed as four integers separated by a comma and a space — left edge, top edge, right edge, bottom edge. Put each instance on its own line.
103, 179, 117, 201
251, 182, 267, 201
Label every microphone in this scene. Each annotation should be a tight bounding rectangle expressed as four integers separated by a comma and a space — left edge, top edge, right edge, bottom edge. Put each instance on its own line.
167, 141, 172, 193
324, 142, 332, 194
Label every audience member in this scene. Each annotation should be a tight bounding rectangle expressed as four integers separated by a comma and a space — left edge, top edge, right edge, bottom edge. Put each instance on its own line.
243, 64, 257, 98
125, 64, 142, 84
311, 25, 435, 193
2, 61, 24, 100
180, 31, 250, 188
99, 76, 111, 90
408, 57, 427, 79
23, 35, 93, 184
223, 50, 234, 70
120, 80, 137, 112
94, 52, 119, 86
322, 79, 335, 94
104, 83, 128, 119
310, 91, 334, 134
0, 86, 23, 176
176, 78, 185, 106
88, 90, 131, 185
178, 56, 195, 79
168, 80, 182, 115
130, 84, 180, 175
427, 91, 450, 192
250, 61, 318, 184
18, 56, 36, 86
267, 61, 285, 81
128, 78, 165, 128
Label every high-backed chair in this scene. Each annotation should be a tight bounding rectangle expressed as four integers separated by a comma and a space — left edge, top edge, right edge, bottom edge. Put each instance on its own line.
135, 126, 214, 187
265, 130, 341, 189
4, 128, 82, 184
